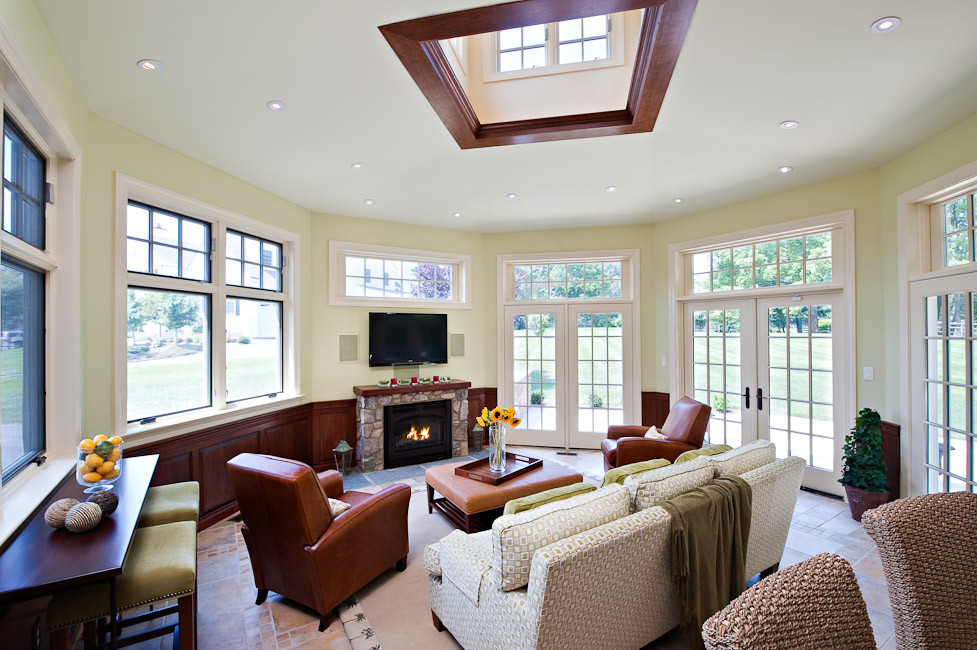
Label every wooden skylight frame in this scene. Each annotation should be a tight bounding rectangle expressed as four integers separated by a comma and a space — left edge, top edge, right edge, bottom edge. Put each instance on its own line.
379, 0, 698, 149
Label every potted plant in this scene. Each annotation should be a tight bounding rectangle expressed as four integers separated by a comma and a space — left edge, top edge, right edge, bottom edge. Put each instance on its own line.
839, 407, 889, 521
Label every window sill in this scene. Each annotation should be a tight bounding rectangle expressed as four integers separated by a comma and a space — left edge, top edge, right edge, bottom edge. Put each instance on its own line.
124, 394, 305, 447
0, 456, 74, 548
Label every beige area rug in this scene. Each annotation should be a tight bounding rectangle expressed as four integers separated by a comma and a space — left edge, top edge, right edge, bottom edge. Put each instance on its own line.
355, 491, 463, 649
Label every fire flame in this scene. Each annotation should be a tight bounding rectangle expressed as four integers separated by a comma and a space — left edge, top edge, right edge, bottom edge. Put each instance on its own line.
405, 426, 430, 441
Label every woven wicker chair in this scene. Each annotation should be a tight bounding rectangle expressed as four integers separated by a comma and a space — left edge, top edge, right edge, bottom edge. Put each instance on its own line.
862, 491, 977, 650
701, 553, 876, 650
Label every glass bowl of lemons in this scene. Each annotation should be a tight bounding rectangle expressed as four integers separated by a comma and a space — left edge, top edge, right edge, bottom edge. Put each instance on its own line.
76, 435, 124, 493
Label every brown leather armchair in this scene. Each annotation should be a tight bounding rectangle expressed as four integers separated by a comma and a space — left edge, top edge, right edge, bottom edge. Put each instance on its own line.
601, 396, 711, 471
226, 453, 411, 631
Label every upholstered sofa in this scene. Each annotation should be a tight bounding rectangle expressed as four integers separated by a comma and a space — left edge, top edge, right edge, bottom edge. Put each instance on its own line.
424, 441, 805, 650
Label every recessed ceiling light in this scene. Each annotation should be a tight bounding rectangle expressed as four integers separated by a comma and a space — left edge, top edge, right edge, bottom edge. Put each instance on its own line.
777, 166, 793, 174
137, 59, 163, 71
871, 16, 901, 34
673, 197, 684, 204
364, 199, 375, 206
452, 211, 462, 218
779, 120, 799, 130
266, 100, 286, 112
605, 186, 618, 193
506, 193, 517, 200
351, 162, 365, 170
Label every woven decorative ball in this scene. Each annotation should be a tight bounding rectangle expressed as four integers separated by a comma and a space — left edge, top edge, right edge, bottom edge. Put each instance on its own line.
64, 502, 103, 533
44, 498, 79, 528
87, 490, 119, 517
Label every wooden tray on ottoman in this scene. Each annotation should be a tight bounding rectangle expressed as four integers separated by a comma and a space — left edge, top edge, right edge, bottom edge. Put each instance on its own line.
454, 453, 542, 485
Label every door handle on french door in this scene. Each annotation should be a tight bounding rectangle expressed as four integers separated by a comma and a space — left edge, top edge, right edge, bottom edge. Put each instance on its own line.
743, 387, 750, 410
756, 388, 763, 411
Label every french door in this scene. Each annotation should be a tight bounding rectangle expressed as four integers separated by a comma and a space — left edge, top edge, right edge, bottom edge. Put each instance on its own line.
502, 303, 635, 449
685, 293, 846, 494
910, 273, 977, 495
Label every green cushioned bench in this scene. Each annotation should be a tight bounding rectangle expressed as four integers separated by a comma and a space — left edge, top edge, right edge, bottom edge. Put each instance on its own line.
137, 481, 200, 528
48, 520, 197, 649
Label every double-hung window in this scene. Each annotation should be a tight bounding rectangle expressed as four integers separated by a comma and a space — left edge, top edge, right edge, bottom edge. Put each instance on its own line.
1, 116, 47, 483
121, 178, 296, 429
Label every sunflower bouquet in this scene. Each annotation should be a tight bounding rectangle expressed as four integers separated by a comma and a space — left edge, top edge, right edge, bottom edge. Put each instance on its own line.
476, 406, 521, 471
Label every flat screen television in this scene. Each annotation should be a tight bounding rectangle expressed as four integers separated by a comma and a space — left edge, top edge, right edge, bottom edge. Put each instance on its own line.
369, 312, 448, 367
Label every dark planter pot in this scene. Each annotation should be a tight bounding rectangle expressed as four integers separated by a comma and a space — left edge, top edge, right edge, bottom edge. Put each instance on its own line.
844, 485, 890, 522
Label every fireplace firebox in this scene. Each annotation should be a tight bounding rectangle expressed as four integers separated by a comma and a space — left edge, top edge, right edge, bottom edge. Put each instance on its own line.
383, 399, 453, 469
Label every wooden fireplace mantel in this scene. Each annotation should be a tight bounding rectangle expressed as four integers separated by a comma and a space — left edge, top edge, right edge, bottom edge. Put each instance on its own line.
353, 380, 472, 397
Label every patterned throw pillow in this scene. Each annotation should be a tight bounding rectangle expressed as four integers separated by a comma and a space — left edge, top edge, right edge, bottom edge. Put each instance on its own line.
702, 440, 777, 475
600, 458, 671, 488
328, 498, 351, 517
675, 444, 733, 464
624, 460, 716, 511
492, 483, 630, 591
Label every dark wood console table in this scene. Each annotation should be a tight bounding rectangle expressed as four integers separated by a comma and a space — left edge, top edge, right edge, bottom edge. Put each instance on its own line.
0, 455, 159, 649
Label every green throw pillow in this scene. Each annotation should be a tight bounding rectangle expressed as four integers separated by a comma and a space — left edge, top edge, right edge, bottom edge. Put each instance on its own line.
675, 444, 733, 464
599, 458, 671, 488
502, 482, 596, 515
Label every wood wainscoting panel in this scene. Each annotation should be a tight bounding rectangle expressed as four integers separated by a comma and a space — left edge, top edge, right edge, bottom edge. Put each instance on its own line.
150, 451, 193, 487
128, 404, 313, 528
312, 399, 358, 470
467, 387, 497, 450
261, 418, 311, 464
880, 420, 901, 502
197, 431, 260, 516
642, 391, 670, 428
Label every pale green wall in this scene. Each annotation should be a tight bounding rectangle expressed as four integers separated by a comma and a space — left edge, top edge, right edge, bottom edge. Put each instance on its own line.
0, 0, 86, 142
309, 212, 490, 398
80, 115, 314, 433
878, 111, 977, 419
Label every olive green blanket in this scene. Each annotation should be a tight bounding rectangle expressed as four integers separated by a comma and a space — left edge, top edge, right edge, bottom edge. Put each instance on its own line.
660, 475, 752, 650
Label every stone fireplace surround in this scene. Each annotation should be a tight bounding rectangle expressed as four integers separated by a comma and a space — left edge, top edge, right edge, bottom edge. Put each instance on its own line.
353, 381, 471, 472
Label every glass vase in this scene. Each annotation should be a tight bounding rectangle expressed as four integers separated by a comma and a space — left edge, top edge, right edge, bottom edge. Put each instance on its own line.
488, 423, 507, 472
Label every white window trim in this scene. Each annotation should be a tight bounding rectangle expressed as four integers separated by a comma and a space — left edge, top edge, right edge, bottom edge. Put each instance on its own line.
897, 156, 977, 498
114, 173, 303, 443
0, 19, 82, 547
496, 248, 642, 430
667, 210, 856, 422
329, 240, 472, 309
482, 13, 626, 83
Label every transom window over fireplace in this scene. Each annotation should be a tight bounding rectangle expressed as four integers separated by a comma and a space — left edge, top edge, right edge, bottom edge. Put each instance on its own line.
329, 241, 471, 309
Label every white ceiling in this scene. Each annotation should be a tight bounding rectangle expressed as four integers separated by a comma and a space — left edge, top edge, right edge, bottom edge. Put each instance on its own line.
34, 0, 977, 233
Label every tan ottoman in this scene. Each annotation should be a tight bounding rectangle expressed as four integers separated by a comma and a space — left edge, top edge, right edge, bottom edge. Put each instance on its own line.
426, 460, 583, 533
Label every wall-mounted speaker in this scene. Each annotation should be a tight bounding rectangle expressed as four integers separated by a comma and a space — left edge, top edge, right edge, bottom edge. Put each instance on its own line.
450, 333, 465, 358
339, 334, 358, 362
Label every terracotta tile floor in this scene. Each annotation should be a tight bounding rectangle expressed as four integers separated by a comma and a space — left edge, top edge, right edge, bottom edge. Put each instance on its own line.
103, 447, 897, 650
